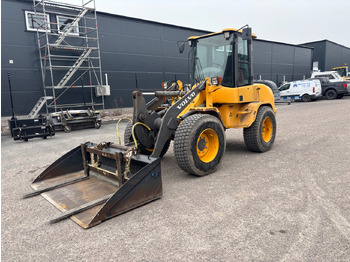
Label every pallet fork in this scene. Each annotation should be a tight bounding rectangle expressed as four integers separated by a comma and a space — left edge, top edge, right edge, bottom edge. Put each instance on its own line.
24, 142, 161, 228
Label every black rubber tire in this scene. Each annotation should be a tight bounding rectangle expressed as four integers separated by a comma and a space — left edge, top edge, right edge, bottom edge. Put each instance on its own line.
325, 89, 337, 100
301, 94, 311, 102
63, 125, 71, 133
124, 121, 170, 157
173, 114, 226, 176
95, 121, 101, 129
123, 121, 133, 145
243, 106, 276, 153
337, 94, 344, 99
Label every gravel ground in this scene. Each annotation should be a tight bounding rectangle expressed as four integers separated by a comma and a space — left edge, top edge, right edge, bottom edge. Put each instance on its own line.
1, 97, 350, 261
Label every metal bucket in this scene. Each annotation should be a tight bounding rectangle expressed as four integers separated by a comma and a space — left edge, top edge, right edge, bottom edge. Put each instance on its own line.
24, 142, 162, 228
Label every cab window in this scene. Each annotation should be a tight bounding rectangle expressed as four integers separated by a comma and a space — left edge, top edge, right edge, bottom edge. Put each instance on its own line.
279, 83, 290, 91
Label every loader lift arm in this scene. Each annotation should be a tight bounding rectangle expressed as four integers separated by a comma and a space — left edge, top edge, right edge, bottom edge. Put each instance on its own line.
132, 81, 206, 158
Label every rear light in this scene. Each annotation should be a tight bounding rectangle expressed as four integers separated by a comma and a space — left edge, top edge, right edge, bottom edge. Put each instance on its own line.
343, 83, 347, 89
313, 87, 315, 93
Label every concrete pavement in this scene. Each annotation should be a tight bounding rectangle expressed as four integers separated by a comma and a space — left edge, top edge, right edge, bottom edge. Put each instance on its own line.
2, 97, 350, 261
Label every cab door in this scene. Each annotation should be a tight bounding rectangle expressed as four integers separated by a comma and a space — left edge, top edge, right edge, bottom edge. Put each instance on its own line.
278, 83, 291, 97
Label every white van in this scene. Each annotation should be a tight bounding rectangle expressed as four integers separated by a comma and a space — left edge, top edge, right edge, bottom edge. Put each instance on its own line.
278, 79, 322, 102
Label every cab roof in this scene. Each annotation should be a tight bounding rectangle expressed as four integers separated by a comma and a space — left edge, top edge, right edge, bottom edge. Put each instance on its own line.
188, 28, 257, 41
332, 66, 348, 69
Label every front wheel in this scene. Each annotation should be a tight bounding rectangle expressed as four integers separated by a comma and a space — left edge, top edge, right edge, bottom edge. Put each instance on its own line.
174, 114, 226, 176
243, 106, 276, 152
124, 121, 170, 157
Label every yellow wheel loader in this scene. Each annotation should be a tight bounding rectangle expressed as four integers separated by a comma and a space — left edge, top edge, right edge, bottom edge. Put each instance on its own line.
25, 27, 276, 228
332, 66, 350, 81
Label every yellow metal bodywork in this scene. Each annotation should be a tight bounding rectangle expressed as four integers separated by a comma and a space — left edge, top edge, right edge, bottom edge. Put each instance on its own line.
188, 28, 257, 41
177, 28, 275, 130
332, 66, 350, 80
177, 80, 276, 129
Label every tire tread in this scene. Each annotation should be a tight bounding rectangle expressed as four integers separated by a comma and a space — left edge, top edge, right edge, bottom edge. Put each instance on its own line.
243, 106, 276, 152
174, 114, 225, 176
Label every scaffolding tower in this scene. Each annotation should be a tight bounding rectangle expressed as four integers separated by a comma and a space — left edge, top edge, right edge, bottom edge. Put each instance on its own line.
30, 0, 108, 118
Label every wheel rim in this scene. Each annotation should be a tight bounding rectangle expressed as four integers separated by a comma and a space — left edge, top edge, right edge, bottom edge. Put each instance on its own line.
328, 91, 336, 99
196, 128, 219, 163
302, 95, 310, 102
262, 117, 273, 143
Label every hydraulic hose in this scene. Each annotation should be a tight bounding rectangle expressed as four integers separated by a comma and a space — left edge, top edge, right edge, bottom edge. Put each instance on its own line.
132, 122, 151, 149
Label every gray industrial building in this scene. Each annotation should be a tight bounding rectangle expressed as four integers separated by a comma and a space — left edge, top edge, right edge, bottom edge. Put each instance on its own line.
1, 0, 348, 117
302, 40, 350, 72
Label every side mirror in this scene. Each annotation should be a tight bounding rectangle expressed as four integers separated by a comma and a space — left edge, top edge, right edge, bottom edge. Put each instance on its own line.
177, 41, 186, 54
242, 27, 252, 40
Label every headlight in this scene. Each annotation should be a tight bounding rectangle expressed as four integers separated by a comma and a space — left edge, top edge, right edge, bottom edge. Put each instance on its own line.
162, 81, 169, 89
211, 77, 222, 86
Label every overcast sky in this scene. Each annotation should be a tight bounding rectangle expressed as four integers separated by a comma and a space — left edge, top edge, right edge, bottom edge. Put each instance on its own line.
60, 0, 349, 47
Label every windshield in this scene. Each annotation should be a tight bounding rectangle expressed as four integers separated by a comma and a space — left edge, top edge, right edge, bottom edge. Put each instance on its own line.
337, 68, 347, 77
192, 34, 233, 85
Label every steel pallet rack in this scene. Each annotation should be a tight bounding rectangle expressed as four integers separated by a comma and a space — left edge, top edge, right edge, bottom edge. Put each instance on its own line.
30, 0, 107, 118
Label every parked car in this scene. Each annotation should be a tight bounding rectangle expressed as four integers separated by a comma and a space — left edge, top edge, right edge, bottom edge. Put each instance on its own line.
254, 79, 280, 100
278, 79, 322, 102
311, 71, 344, 83
310, 77, 349, 99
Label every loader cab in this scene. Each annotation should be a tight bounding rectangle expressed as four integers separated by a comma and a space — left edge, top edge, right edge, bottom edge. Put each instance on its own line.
332, 66, 348, 78
188, 28, 254, 87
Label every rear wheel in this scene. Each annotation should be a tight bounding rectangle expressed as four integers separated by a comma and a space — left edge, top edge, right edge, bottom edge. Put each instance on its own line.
95, 121, 101, 129
243, 106, 276, 152
174, 114, 226, 176
301, 94, 311, 102
325, 89, 337, 100
63, 125, 71, 133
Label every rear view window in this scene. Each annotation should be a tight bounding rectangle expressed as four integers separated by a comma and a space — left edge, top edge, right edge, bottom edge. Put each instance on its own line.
316, 74, 335, 80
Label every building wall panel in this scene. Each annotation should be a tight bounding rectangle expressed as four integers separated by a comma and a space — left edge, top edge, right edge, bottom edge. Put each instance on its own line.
1, 0, 316, 116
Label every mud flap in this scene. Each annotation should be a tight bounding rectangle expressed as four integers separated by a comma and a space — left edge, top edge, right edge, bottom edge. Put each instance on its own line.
25, 142, 162, 229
